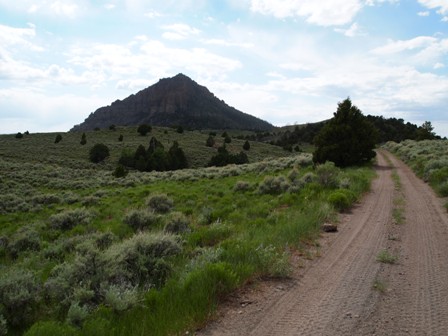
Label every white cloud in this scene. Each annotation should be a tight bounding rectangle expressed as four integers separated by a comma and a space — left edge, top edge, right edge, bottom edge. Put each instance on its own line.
202, 38, 254, 48
249, 0, 363, 26
334, 22, 366, 37
0, 23, 42, 51
371, 36, 448, 69
144, 10, 162, 19
434, 62, 445, 69
104, 4, 116, 10
161, 23, 201, 40
50, 1, 78, 18
67, 38, 241, 85
0, 88, 107, 133
418, 0, 448, 15
372, 36, 438, 54
418, 11, 430, 16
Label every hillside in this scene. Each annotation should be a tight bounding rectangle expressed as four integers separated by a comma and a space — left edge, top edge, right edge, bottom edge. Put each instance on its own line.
0, 127, 289, 170
71, 74, 273, 132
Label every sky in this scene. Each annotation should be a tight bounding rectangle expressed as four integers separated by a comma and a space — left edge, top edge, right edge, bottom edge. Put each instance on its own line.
1, 0, 448, 137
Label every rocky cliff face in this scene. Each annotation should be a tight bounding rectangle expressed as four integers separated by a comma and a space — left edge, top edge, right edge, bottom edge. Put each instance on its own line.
71, 74, 273, 131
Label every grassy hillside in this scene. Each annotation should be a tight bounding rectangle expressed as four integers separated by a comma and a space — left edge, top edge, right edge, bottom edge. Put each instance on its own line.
0, 127, 290, 170
384, 139, 448, 211
0, 129, 375, 335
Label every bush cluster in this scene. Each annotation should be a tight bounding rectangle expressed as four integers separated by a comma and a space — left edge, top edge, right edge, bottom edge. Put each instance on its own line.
146, 194, 174, 214
123, 209, 159, 231
49, 208, 93, 230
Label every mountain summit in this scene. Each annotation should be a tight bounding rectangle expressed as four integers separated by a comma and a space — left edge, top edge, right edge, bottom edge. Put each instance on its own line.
71, 74, 273, 131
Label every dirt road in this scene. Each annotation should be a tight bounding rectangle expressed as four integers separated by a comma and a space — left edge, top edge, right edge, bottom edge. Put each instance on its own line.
198, 150, 448, 335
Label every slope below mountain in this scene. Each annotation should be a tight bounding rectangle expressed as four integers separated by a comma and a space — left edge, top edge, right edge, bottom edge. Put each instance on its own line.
71, 74, 273, 131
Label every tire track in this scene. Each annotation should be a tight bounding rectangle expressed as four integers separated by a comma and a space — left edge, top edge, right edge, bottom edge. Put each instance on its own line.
199, 150, 448, 336
361, 151, 448, 336
200, 151, 396, 336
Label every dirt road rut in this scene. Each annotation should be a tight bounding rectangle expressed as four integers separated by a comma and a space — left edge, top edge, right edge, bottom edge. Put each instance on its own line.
198, 150, 448, 336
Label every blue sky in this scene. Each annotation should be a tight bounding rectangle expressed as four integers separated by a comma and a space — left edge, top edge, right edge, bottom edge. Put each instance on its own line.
1, 0, 448, 136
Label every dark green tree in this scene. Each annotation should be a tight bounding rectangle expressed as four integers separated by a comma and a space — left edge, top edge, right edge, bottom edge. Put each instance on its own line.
113, 164, 128, 178
54, 134, 62, 144
89, 143, 110, 163
176, 125, 184, 134
118, 134, 123, 142
80, 132, 87, 145
137, 124, 152, 136
243, 140, 251, 150
15, 132, 23, 139
416, 121, 436, 140
224, 135, 232, 144
313, 98, 377, 167
109, 124, 116, 131
206, 135, 215, 147
168, 141, 188, 170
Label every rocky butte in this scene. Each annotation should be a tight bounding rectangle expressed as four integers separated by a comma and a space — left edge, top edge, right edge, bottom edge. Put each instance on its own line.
71, 74, 273, 131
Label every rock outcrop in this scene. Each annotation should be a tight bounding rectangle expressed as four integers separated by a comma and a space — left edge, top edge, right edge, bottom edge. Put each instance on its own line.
71, 74, 273, 131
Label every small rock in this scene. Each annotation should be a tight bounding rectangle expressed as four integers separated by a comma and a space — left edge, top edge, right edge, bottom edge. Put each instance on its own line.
238, 310, 243, 314
322, 223, 338, 232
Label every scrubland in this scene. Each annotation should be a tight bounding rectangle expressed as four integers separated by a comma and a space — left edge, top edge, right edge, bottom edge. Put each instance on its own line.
0, 127, 374, 335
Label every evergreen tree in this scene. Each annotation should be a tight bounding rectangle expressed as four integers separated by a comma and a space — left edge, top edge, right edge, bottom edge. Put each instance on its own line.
89, 143, 110, 163
168, 141, 188, 170
137, 124, 152, 136
80, 133, 87, 145
313, 98, 377, 167
15, 132, 23, 139
118, 134, 123, 142
206, 135, 215, 147
54, 134, 62, 144
243, 140, 251, 151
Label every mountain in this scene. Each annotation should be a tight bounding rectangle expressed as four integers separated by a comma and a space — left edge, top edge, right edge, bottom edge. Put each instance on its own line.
71, 74, 273, 132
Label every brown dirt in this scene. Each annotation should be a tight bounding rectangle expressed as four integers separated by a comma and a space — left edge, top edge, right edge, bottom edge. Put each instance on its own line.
197, 150, 448, 336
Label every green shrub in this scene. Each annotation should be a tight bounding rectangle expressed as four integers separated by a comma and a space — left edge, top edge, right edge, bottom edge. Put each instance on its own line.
66, 302, 89, 327
316, 161, 339, 188
258, 176, 289, 194
54, 134, 62, 144
8, 226, 41, 258
44, 253, 100, 305
233, 180, 251, 192
31, 193, 61, 205
113, 164, 128, 178
287, 168, 299, 182
328, 190, 352, 211
164, 212, 190, 234
123, 209, 159, 231
15, 132, 23, 139
0, 314, 6, 336
0, 268, 41, 327
89, 143, 110, 163
376, 250, 398, 264
24, 321, 77, 336
103, 284, 139, 312
102, 232, 181, 287
49, 208, 93, 230
146, 193, 174, 214
300, 172, 316, 184
437, 181, 448, 197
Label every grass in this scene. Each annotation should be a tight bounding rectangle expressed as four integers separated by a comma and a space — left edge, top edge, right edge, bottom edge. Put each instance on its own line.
0, 128, 377, 335
372, 279, 387, 293
376, 250, 398, 264
384, 139, 448, 198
